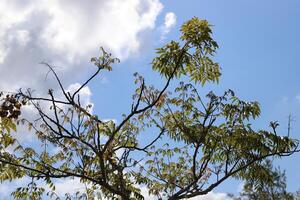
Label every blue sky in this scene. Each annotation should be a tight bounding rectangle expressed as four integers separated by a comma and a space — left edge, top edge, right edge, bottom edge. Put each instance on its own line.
0, 0, 300, 199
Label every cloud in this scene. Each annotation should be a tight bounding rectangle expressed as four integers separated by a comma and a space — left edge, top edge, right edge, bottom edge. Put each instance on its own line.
0, 0, 163, 93
53, 178, 86, 197
0, 177, 31, 199
164, 12, 177, 30
66, 83, 93, 108
140, 186, 156, 200
189, 192, 232, 200
40, 0, 163, 60
160, 12, 177, 40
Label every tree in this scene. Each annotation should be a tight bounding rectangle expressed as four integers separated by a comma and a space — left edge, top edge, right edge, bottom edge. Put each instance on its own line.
232, 160, 294, 200
0, 17, 299, 200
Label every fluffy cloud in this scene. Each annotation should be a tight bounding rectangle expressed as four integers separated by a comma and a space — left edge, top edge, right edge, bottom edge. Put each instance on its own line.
66, 83, 93, 108
53, 178, 86, 197
0, 0, 163, 92
160, 12, 177, 40
164, 12, 177, 30
40, 0, 163, 60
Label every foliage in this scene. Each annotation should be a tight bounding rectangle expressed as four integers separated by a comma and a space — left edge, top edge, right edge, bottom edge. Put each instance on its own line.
0, 17, 299, 200
232, 160, 294, 200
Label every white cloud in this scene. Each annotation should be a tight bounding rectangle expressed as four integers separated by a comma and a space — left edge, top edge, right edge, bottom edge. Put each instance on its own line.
53, 178, 86, 197
160, 12, 177, 40
0, 177, 31, 199
189, 192, 232, 200
0, 0, 163, 93
40, 0, 163, 61
8, 30, 31, 47
164, 12, 177, 30
140, 186, 156, 200
66, 83, 93, 109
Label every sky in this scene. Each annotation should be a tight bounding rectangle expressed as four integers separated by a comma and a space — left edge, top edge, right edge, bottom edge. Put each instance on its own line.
0, 0, 300, 199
